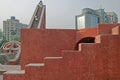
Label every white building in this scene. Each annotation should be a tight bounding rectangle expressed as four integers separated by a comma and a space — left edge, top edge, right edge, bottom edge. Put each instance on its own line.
75, 8, 118, 29
3, 16, 28, 41
106, 12, 118, 23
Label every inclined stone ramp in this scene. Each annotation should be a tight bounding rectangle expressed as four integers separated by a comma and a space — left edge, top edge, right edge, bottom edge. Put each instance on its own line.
29, 0, 46, 29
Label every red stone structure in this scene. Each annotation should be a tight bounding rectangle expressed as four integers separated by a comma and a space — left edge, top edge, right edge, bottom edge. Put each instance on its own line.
3, 1, 120, 80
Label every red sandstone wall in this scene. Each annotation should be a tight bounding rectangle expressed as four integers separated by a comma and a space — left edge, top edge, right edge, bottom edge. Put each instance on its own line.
98, 24, 120, 35
24, 33, 120, 80
3, 74, 25, 80
9, 60, 19, 65
60, 34, 120, 80
112, 26, 120, 35
76, 27, 97, 43
21, 29, 76, 69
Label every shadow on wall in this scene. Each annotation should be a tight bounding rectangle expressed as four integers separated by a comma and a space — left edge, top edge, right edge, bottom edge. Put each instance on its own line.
75, 37, 95, 50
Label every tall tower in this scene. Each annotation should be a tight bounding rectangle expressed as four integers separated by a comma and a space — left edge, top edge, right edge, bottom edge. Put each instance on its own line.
29, 0, 46, 29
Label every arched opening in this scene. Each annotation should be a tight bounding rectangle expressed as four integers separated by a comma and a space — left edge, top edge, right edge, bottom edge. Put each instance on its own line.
75, 37, 95, 50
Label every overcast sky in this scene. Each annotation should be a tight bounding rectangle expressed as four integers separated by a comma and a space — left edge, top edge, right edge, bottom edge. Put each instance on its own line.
0, 0, 120, 30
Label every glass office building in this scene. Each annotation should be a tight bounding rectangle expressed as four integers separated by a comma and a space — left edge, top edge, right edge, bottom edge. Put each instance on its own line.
75, 8, 118, 29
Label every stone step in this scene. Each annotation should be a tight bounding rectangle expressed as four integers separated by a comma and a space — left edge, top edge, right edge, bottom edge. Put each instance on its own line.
26, 63, 45, 67
0, 75, 3, 80
112, 26, 120, 35
44, 57, 63, 59
4, 70, 25, 74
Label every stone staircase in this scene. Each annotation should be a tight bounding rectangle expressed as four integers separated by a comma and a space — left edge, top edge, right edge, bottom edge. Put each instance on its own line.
29, 1, 46, 29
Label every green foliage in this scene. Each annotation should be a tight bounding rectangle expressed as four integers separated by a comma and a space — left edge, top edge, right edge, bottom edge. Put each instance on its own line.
0, 55, 8, 64
14, 37, 20, 42
0, 36, 8, 48
0, 31, 3, 38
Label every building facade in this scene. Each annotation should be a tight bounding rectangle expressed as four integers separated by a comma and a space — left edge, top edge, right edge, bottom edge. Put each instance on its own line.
75, 8, 118, 29
3, 16, 28, 41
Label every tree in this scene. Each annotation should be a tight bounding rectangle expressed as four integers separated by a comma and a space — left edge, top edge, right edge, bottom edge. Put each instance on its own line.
0, 36, 8, 48
14, 37, 20, 42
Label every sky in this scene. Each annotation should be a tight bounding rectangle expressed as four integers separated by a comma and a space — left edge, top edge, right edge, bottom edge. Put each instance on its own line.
0, 0, 120, 30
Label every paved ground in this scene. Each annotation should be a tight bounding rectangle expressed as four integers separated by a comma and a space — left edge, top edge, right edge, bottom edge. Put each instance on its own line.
0, 65, 20, 71
0, 65, 20, 80
0, 75, 3, 80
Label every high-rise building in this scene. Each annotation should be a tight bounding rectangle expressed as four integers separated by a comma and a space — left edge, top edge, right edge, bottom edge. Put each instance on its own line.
75, 8, 118, 29
106, 12, 118, 23
3, 16, 28, 41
